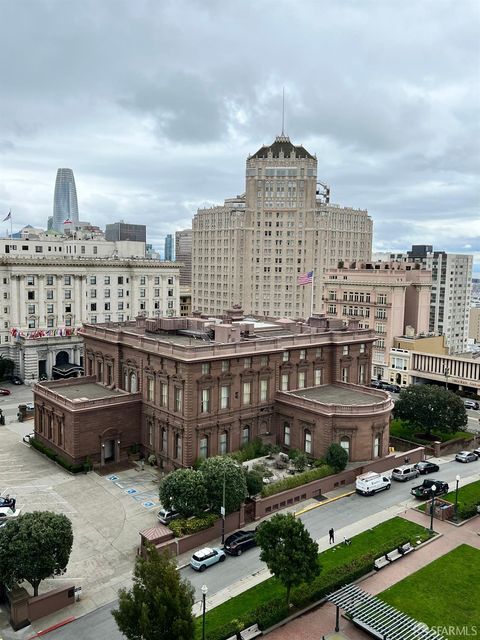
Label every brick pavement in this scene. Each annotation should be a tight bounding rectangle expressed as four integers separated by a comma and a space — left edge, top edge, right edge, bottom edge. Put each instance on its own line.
265, 510, 480, 639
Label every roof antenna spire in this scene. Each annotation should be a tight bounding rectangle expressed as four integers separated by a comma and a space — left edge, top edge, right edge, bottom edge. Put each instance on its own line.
281, 86, 285, 136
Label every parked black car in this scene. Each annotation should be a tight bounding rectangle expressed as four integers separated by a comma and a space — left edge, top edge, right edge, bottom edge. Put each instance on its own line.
10, 376, 23, 385
370, 380, 382, 389
223, 529, 257, 556
383, 383, 401, 393
414, 461, 440, 475
411, 479, 449, 499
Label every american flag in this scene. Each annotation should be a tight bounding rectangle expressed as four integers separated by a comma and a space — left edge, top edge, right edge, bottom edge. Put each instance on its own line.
297, 270, 313, 285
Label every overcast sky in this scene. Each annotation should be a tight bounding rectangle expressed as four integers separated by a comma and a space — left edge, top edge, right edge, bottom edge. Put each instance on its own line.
1, 0, 479, 269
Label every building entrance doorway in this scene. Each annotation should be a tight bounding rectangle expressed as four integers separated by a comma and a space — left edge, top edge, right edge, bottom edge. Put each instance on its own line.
56, 351, 69, 366
104, 439, 115, 463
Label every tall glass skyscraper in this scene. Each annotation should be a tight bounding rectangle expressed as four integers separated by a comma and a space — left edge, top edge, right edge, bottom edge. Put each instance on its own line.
164, 234, 173, 261
53, 168, 79, 232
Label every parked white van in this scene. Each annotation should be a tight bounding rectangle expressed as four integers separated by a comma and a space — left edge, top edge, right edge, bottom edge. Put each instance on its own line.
355, 472, 391, 496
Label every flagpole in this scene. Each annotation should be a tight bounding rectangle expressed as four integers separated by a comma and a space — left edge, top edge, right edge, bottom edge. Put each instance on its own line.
310, 269, 315, 318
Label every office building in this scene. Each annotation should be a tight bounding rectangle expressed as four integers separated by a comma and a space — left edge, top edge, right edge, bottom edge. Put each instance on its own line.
52, 168, 79, 232
323, 261, 432, 381
193, 135, 373, 318
164, 234, 173, 261
175, 229, 192, 287
0, 235, 180, 379
33, 311, 393, 469
105, 222, 146, 243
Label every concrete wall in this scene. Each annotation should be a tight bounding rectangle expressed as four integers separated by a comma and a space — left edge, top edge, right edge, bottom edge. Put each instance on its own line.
28, 585, 76, 622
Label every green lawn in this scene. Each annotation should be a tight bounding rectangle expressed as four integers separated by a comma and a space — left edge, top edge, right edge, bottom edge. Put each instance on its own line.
390, 419, 472, 444
195, 516, 431, 639
379, 544, 480, 639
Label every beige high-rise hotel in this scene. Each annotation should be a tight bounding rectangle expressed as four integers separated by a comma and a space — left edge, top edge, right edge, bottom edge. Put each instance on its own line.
192, 135, 373, 318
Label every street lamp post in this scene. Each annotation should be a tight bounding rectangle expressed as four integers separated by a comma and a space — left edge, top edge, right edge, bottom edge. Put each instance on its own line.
221, 469, 226, 544
454, 475, 460, 522
429, 484, 437, 533
201, 584, 208, 640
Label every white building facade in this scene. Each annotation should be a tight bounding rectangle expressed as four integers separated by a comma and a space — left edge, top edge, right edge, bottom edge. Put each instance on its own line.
0, 237, 180, 380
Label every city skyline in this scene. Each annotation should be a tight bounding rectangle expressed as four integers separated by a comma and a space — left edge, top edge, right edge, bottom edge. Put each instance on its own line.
0, 1, 478, 271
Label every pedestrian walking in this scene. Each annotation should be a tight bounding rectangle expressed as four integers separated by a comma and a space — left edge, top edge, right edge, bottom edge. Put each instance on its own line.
329, 527, 335, 544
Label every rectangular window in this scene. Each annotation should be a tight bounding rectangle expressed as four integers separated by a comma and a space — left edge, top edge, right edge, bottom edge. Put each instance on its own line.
46, 288, 53, 298
282, 350, 289, 362
64, 290, 71, 300
175, 434, 182, 459
284, 424, 290, 446
260, 379, 268, 402
201, 388, 210, 413
90, 276, 96, 285
201, 362, 210, 375
199, 437, 208, 459
104, 302, 110, 311
260, 355, 268, 367
298, 371, 306, 388
140, 289, 146, 298
28, 304, 35, 314
314, 369, 322, 385
46, 276, 54, 285
342, 367, 349, 382
47, 304, 54, 313
220, 385, 230, 409
28, 291, 35, 300
27, 275, 35, 286
359, 364, 365, 384
219, 432, 228, 455
140, 276, 146, 285
28, 318, 36, 328
299, 349, 306, 360
147, 378, 154, 402
243, 357, 252, 369
281, 373, 289, 391
104, 289, 110, 298
47, 318, 54, 328
242, 381, 251, 405
104, 276, 110, 285
90, 303, 97, 311
162, 428, 167, 452
360, 343, 366, 354
160, 382, 168, 407
342, 345, 349, 356
148, 423, 153, 446
316, 347, 322, 358
90, 289, 97, 299
221, 360, 229, 373
118, 289, 124, 297
304, 431, 312, 454
64, 276, 71, 285
174, 387, 183, 413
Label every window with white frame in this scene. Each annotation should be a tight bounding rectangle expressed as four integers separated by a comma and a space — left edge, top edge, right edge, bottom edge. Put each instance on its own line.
260, 379, 268, 401
200, 388, 210, 413
219, 431, 228, 455
175, 434, 182, 459
241, 425, 250, 446
374, 434, 381, 458
147, 378, 154, 402
282, 350, 289, 362
243, 357, 252, 369
284, 423, 290, 446
342, 367, 349, 383
314, 368, 322, 385
199, 436, 208, 458
220, 385, 230, 409
221, 360, 230, 373
148, 422, 153, 446
281, 373, 289, 391
342, 345, 349, 356
299, 349, 306, 360
340, 436, 350, 459
304, 430, 312, 454
160, 382, 168, 407
201, 362, 210, 375
358, 364, 365, 384
360, 343, 366, 353
242, 381, 251, 405
298, 371, 306, 388
174, 387, 183, 413
161, 428, 167, 452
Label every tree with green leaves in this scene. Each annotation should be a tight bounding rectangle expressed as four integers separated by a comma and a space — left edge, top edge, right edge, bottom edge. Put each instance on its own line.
0, 511, 73, 596
112, 544, 195, 640
325, 442, 349, 472
244, 469, 264, 497
159, 468, 208, 517
200, 456, 247, 514
393, 385, 467, 436
256, 513, 319, 605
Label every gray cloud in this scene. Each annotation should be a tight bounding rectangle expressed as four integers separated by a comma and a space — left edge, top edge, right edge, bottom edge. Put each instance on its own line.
0, 0, 478, 268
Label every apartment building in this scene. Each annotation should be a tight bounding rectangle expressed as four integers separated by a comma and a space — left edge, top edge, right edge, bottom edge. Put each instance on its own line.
323, 261, 431, 381
175, 229, 192, 287
33, 311, 393, 470
192, 135, 373, 318
0, 236, 180, 380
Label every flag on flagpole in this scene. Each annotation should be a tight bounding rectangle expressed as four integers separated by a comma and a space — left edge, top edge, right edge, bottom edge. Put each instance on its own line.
297, 270, 313, 285
3, 211, 11, 222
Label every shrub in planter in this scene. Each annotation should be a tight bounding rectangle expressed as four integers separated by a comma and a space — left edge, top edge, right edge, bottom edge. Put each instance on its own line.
261, 465, 334, 497
457, 501, 479, 520
169, 513, 218, 537
253, 598, 289, 630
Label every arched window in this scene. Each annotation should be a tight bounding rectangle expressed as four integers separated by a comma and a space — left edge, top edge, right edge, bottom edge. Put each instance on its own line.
199, 436, 209, 459
219, 431, 228, 455
340, 436, 350, 460
284, 422, 291, 446
130, 372, 137, 393
304, 430, 312, 455
242, 425, 250, 447
374, 433, 381, 458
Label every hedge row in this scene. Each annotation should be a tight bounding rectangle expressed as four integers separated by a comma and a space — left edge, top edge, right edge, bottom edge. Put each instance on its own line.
169, 513, 219, 537
261, 464, 334, 498
30, 438, 85, 473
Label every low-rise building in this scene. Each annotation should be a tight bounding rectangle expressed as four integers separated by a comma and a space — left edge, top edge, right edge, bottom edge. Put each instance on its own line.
33, 310, 393, 469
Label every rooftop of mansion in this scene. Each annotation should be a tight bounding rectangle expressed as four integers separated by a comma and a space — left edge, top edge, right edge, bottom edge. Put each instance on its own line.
81, 310, 375, 360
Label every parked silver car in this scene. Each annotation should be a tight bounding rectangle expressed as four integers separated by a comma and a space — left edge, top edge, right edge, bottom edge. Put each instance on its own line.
455, 451, 477, 463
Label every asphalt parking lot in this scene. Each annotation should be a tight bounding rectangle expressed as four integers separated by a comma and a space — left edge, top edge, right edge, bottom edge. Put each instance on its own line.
0, 383, 160, 634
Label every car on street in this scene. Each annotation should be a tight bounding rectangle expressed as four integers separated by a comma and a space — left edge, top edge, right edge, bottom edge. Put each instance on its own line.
355, 472, 391, 496
10, 376, 23, 385
23, 432, 34, 444
391, 465, 420, 481
411, 479, 449, 499
414, 461, 440, 475
25, 402, 34, 411
157, 508, 180, 525
370, 380, 382, 389
0, 506, 21, 520
464, 399, 480, 410
190, 547, 226, 572
0, 388, 11, 396
455, 451, 478, 463
223, 529, 257, 556
473, 447, 480, 459
383, 383, 401, 393
0, 496, 16, 509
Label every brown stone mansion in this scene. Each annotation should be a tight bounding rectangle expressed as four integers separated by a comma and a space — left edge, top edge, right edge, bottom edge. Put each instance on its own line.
33, 309, 393, 470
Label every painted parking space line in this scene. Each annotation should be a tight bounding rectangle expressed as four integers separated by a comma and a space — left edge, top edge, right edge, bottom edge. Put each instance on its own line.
294, 490, 356, 516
